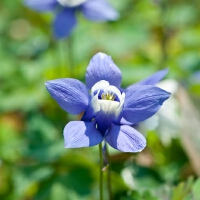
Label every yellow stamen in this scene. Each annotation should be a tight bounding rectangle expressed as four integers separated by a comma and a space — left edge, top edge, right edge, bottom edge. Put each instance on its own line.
101, 92, 116, 101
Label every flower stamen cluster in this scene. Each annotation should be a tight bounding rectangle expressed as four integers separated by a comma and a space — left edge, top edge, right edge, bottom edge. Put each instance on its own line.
101, 92, 116, 101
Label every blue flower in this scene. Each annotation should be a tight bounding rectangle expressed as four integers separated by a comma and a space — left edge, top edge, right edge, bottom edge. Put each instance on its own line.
45, 53, 170, 152
24, 0, 119, 39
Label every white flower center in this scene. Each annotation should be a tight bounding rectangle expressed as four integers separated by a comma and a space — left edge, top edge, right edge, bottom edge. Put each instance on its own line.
56, 0, 87, 7
91, 80, 125, 118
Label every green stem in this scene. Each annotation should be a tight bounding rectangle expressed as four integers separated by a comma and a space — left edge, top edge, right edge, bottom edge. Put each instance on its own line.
159, 0, 169, 69
99, 142, 103, 200
67, 35, 74, 77
105, 144, 112, 200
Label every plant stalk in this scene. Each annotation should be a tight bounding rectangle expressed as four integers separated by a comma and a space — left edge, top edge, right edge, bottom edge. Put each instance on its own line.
105, 143, 112, 200
99, 142, 103, 200
67, 35, 74, 77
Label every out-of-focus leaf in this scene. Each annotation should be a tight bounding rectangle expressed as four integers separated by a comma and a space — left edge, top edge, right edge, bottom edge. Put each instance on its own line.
190, 84, 200, 96
121, 64, 155, 87
120, 190, 159, 200
178, 28, 200, 48
176, 52, 200, 72
171, 176, 194, 200
56, 167, 93, 196
34, 166, 94, 200
0, 117, 25, 162
192, 178, 200, 200
50, 183, 89, 200
165, 4, 199, 27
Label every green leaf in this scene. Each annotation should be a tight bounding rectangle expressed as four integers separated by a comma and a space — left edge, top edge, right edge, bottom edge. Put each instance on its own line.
192, 178, 200, 199
171, 177, 194, 200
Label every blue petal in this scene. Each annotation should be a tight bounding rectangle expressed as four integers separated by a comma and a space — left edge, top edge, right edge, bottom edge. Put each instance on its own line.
64, 121, 103, 148
86, 52, 122, 89
81, 0, 119, 21
81, 102, 94, 121
24, 0, 57, 11
122, 85, 170, 124
45, 78, 89, 115
95, 109, 115, 135
120, 117, 133, 125
53, 8, 77, 39
127, 69, 169, 91
105, 124, 146, 152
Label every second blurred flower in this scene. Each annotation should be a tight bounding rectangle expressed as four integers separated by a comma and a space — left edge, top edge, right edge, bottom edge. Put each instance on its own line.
24, 0, 119, 38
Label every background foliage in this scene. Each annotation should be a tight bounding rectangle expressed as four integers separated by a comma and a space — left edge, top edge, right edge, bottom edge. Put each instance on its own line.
1, 0, 200, 199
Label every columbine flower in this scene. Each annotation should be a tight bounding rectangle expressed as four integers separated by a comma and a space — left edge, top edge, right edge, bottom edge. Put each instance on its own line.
45, 52, 170, 152
24, 0, 119, 38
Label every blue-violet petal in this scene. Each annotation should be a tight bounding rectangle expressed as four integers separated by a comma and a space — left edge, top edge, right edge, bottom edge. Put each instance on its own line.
95, 108, 116, 135
53, 8, 77, 38
24, 0, 57, 11
120, 117, 133, 125
86, 52, 122, 89
122, 85, 170, 124
105, 123, 146, 152
81, 102, 94, 121
64, 121, 103, 148
81, 0, 119, 21
45, 78, 89, 115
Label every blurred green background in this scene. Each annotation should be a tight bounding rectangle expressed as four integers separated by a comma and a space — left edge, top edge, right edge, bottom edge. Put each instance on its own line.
1, 0, 200, 199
